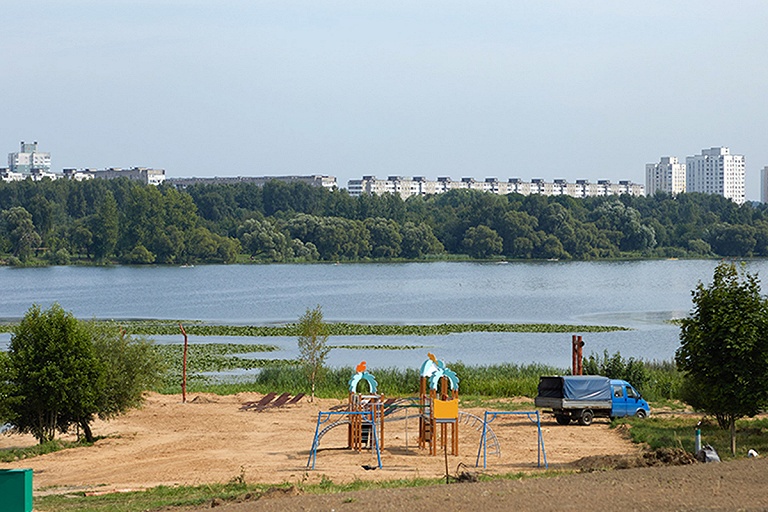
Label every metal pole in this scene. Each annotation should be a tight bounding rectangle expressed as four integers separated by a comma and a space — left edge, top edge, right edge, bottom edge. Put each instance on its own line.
179, 323, 188, 403
695, 427, 701, 454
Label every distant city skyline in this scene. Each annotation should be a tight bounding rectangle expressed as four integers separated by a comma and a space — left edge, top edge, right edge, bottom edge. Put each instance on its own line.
3, 1, 766, 199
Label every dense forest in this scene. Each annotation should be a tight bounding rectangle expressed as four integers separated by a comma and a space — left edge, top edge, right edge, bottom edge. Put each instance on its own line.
1, 177, 767, 265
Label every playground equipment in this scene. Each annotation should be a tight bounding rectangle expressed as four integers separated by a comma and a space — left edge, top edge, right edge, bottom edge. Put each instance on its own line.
307, 356, 511, 470
475, 410, 547, 469
306, 362, 386, 469
347, 361, 385, 451
419, 353, 460, 456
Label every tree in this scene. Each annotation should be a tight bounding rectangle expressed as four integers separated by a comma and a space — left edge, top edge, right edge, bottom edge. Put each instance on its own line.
0, 304, 163, 443
2, 304, 101, 443
297, 305, 331, 403
400, 222, 443, 259
1, 206, 42, 260
676, 262, 768, 455
365, 217, 402, 258
86, 322, 164, 437
90, 191, 119, 261
237, 218, 292, 261
462, 225, 503, 259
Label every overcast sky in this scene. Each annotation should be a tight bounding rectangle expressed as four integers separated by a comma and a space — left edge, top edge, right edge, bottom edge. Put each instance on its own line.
3, 1, 767, 199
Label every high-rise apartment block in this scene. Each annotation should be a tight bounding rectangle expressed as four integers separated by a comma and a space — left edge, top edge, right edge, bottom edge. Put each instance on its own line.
645, 156, 686, 196
685, 147, 745, 204
8, 141, 51, 175
761, 166, 768, 204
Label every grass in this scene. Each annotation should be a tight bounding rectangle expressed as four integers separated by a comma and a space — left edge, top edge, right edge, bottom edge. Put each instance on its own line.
33, 470, 571, 512
157, 363, 569, 398
614, 414, 768, 460
0, 439, 90, 463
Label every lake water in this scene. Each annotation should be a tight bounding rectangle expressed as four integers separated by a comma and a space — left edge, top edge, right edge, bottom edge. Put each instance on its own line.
0, 260, 761, 371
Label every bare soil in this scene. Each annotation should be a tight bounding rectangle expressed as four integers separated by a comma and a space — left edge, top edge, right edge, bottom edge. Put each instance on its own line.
1, 392, 636, 492
3, 393, 766, 511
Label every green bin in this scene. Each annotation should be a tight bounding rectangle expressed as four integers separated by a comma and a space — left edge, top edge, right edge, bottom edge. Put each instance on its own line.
0, 469, 33, 512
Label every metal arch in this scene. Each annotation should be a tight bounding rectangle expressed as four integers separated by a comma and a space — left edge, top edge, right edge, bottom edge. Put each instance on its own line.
475, 410, 548, 470
307, 411, 382, 470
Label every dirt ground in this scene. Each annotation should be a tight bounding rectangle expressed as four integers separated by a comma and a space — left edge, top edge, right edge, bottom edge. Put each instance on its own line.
0, 392, 641, 494
203, 457, 768, 512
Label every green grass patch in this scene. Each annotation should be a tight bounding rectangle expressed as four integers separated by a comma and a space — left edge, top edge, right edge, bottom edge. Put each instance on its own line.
0, 439, 89, 463
36, 481, 261, 512
158, 363, 569, 399
613, 415, 768, 460
34, 469, 570, 512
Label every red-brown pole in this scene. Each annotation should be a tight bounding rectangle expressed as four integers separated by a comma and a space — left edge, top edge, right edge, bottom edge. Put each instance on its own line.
577, 335, 584, 375
180, 323, 188, 403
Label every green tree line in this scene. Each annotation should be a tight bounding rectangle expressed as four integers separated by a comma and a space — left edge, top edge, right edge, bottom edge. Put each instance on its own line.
3, 177, 768, 264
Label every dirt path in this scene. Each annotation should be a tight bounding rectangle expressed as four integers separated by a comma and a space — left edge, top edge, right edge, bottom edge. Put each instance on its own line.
0, 392, 639, 493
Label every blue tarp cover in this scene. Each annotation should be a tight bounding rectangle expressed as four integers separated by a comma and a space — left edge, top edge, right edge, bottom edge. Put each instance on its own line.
561, 376, 611, 401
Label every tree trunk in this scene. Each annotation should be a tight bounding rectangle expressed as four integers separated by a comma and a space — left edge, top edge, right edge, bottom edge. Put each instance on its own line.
730, 417, 736, 456
79, 419, 95, 443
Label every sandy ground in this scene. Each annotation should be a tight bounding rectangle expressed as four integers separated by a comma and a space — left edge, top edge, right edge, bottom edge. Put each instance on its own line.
0, 392, 640, 494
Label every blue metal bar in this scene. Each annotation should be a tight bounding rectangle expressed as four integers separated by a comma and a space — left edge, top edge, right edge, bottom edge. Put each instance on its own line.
476, 410, 548, 470
306, 411, 382, 470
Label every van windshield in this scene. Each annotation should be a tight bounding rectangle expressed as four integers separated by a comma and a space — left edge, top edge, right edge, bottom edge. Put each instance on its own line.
626, 386, 639, 399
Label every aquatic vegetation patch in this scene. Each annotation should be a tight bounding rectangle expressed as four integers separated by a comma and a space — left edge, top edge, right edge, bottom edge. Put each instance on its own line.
330, 344, 429, 350
0, 320, 629, 337
153, 343, 290, 374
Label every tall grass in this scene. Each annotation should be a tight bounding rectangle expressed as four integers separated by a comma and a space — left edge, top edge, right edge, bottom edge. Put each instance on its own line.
157, 348, 683, 403
617, 415, 768, 460
165, 363, 567, 399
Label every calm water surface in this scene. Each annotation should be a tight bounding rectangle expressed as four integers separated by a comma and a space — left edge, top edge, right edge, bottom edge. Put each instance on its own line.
0, 260, 759, 370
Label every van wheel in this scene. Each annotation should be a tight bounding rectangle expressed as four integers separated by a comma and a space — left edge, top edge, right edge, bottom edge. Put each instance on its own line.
635, 409, 647, 419
579, 410, 594, 426
555, 415, 570, 425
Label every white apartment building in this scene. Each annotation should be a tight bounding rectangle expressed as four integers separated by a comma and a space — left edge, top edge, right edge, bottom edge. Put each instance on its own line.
168, 174, 336, 189
347, 176, 645, 200
685, 147, 745, 204
761, 166, 768, 203
8, 141, 51, 175
63, 167, 166, 185
646, 156, 686, 196
0, 168, 25, 182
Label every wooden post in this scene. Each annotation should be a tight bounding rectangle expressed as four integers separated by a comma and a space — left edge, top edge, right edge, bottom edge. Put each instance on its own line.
180, 323, 188, 403
577, 335, 584, 375
572, 335, 584, 375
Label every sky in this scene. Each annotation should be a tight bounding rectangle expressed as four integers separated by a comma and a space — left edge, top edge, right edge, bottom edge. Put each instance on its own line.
3, 1, 768, 199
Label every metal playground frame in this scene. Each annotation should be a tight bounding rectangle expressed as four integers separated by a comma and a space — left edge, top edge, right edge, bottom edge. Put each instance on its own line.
307, 410, 382, 470
475, 410, 548, 469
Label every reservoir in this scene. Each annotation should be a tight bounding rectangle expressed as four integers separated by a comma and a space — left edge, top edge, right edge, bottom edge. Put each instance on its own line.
0, 259, 756, 369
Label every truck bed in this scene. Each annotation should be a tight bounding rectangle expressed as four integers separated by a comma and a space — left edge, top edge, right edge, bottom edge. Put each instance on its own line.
534, 396, 612, 410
